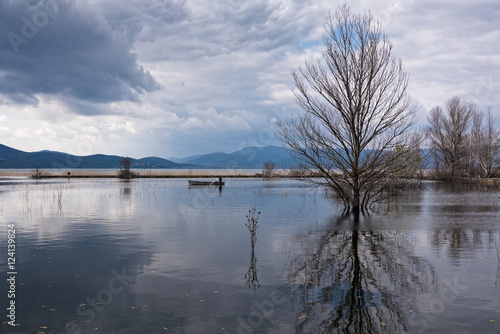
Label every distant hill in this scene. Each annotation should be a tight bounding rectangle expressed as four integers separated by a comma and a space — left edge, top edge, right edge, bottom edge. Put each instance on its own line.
0, 144, 297, 169
167, 154, 204, 164
0, 144, 184, 169
0, 143, 435, 170
173, 145, 297, 169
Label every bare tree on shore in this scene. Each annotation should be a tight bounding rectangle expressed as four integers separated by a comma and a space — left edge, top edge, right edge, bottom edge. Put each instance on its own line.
426, 97, 475, 180
29, 168, 51, 179
118, 157, 136, 179
471, 108, 500, 178
262, 160, 277, 178
426, 97, 500, 180
276, 4, 419, 214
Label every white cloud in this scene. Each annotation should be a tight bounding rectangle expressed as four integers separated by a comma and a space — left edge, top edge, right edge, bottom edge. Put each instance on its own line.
0, 0, 499, 157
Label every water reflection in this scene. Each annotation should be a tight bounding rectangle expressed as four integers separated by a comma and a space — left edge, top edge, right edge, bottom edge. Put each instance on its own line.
245, 208, 261, 293
6, 226, 154, 333
285, 214, 437, 334
496, 243, 500, 289
429, 229, 499, 264
433, 180, 500, 192
1, 178, 499, 333
122, 187, 131, 196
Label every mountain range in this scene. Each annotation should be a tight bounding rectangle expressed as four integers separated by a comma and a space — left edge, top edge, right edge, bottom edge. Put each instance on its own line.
0, 144, 295, 169
169, 145, 296, 168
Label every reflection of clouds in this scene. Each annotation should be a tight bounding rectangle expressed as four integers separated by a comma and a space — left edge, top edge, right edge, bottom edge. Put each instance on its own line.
284, 215, 437, 334
2, 179, 193, 242
0, 178, 326, 285
1, 178, 499, 332
4, 180, 141, 241
0, 228, 154, 333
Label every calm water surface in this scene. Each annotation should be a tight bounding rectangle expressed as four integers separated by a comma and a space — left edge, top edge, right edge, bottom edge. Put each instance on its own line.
0, 178, 499, 333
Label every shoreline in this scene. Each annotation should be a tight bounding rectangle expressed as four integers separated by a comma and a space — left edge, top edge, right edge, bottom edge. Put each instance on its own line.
1, 170, 498, 186
0, 170, 267, 178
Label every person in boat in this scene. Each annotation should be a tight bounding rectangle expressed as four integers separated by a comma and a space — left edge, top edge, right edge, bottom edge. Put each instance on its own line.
218, 175, 222, 184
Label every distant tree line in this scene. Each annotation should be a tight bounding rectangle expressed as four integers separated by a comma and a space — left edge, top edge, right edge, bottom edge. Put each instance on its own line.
426, 96, 500, 180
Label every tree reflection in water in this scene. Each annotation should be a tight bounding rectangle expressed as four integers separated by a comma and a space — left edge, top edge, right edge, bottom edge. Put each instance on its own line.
496, 242, 500, 288
285, 214, 437, 334
245, 208, 261, 293
429, 229, 497, 263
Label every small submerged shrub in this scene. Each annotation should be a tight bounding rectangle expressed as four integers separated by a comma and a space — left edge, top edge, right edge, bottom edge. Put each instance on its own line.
262, 160, 277, 178
117, 157, 137, 179
29, 168, 51, 179
384, 178, 426, 195
245, 207, 260, 240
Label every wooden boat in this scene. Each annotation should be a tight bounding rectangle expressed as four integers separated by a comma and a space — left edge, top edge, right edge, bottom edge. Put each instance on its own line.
188, 180, 225, 186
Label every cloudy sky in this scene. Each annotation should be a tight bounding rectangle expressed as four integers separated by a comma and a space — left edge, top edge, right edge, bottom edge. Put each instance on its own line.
0, 0, 499, 158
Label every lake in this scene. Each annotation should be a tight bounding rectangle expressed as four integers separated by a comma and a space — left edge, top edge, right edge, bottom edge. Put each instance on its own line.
0, 178, 499, 333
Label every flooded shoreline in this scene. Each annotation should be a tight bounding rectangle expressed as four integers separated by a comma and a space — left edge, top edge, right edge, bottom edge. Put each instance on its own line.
0, 169, 264, 178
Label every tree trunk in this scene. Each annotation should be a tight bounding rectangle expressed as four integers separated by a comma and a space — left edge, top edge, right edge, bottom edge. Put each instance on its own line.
352, 187, 361, 213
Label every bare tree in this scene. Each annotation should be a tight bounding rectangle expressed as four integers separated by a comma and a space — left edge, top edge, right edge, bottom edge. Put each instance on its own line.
471, 107, 500, 178
426, 96, 474, 180
261, 160, 277, 178
393, 132, 426, 178
29, 168, 51, 179
276, 4, 419, 214
117, 157, 136, 179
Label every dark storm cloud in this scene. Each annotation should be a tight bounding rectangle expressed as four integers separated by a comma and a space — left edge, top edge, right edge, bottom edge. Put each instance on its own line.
0, 0, 159, 110
1, 0, 498, 158
136, 0, 322, 62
